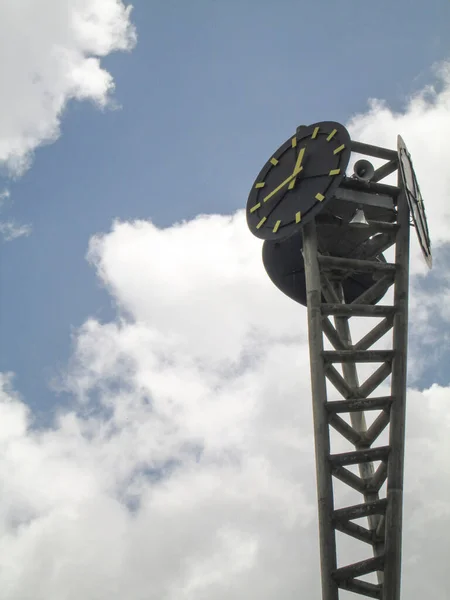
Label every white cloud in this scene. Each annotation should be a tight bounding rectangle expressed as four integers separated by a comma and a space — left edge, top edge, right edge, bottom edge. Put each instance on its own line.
0, 188, 31, 241
0, 220, 32, 241
1, 215, 449, 598
347, 60, 450, 272
0, 189, 11, 206
346, 61, 450, 382
0, 0, 136, 175
1, 59, 450, 600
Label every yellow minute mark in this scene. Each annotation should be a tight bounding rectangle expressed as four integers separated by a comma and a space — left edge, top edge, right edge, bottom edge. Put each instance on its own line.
327, 129, 337, 141
273, 220, 281, 233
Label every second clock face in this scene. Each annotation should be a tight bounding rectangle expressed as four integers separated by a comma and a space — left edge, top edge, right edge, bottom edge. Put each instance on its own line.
246, 121, 351, 240
397, 135, 432, 268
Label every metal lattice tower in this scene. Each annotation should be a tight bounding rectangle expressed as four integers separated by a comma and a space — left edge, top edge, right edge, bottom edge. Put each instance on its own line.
246, 123, 432, 600
302, 148, 409, 599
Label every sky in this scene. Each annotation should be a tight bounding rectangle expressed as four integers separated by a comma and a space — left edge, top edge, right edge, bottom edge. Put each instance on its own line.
0, 1, 449, 599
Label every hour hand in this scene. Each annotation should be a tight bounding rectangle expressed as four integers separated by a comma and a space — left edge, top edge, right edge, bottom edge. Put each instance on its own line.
262, 173, 296, 203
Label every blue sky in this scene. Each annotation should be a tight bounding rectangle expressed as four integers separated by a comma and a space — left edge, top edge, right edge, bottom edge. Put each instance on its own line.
1, 3, 450, 598
2, 0, 450, 421
0, 1, 446, 422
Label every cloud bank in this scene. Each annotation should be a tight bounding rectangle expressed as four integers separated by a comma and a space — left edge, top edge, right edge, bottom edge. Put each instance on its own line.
0, 32, 450, 600
0, 0, 136, 175
347, 61, 450, 266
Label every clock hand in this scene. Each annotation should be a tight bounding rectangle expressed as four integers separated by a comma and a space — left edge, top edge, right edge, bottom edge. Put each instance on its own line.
293, 147, 306, 175
266, 166, 307, 219
270, 168, 338, 212
288, 147, 306, 190
262, 167, 303, 203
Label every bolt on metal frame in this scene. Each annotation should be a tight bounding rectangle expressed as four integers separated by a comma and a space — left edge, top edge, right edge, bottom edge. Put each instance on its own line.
302, 144, 410, 600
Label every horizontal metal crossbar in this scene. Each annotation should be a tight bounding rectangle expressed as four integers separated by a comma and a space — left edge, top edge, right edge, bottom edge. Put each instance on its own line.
337, 578, 382, 599
333, 499, 388, 522
351, 140, 398, 161
321, 303, 396, 317
340, 177, 399, 198
326, 396, 394, 413
365, 221, 399, 233
318, 255, 397, 273
333, 555, 385, 581
329, 446, 390, 468
322, 350, 395, 363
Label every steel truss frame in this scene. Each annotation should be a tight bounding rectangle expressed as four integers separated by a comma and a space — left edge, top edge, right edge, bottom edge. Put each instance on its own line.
302, 153, 410, 600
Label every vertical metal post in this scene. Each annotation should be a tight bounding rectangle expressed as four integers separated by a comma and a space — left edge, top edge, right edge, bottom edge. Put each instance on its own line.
383, 176, 410, 600
303, 220, 339, 600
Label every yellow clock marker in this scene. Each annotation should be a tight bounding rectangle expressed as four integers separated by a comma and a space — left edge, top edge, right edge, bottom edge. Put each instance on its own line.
256, 216, 267, 229
333, 144, 345, 155
312, 126, 320, 139
295, 211, 302, 223
315, 193, 325, 201
291, 136, 297, 148
250, 203, 261, 213
270, 157, 279, 166
329, 169, 340, 176
272, 220, 281, 233
326, 129, 337, 141
255, 182, 265, 189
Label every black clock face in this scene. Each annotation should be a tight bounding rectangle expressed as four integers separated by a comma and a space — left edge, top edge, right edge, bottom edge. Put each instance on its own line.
397, 135, 432, 268
246, 121, 351, 241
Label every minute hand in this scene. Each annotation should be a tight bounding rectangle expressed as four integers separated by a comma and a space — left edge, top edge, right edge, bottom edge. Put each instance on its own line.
288, 147, 306, 190
263, 167, 303, 203
293, 147, 306, 174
